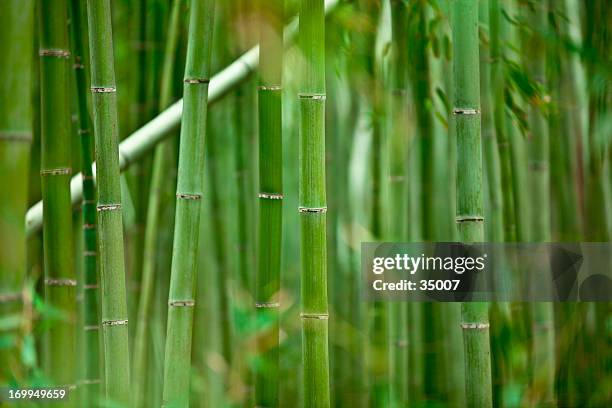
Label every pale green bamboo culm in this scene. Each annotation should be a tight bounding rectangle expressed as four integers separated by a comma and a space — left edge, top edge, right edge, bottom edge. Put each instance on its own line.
255, 0, 284, 406
451, 0, 492, 407
0, 0, 34, 385
86, 0, 130, 405
162, 0, 215, 406
39, 0, 77, 398
299, 0, 331, 406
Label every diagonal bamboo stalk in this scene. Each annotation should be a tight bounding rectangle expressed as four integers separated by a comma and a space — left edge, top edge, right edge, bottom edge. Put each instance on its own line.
25, 0, 341, 238
85, 0, 130, 404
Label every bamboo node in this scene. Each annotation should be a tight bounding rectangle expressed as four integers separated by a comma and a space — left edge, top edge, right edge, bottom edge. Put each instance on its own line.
84, 284, 99, 289
259, 85, 282, 91
102, 319, 128, 326
90, 87, 116, 93
258, 192, 284, 200
97, 203, 122, 212
184, 78, 210, 84
39, 48, 71, 58
395, 340, 409, 347
44, 278, 77, 287
74, 62, 85, 69
40, 167, 72, 176
455, 215, 484, 223
169, 300, 195, 307
177, 193, 202, 200
78, 379, 101, 385
84, 250, 97, 257
255, 302, 280, 309
298, 206, 327, 214
78, 128, 90, 135
389, 175, 406, 182
84, 325, 100, 331
0, 131, 33, 142
0, 292, 22, 303
452, 107, 480, 115
298, 93, 326, 100
460, 322, 490, 330
83, 223, 96, 230
300, 313, 329, 320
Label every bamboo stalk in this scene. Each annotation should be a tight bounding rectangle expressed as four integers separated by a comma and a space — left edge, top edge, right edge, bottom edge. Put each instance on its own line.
132, 1, 183, 406
69, 0, 101, 403
360, 1, 389, 405
255, 0, 284, 406
39, 0, 77, 396
451, 1, 492, 407
299, 0, 331, 406
85, 0, 130, 404
162, 0, 215, 405
389, 1, 409, 406
0, 0, 35, 385
478, 0, 503, 244
489, 0, 517, 244
25, 0, 342, 237
524, 1, 555, 405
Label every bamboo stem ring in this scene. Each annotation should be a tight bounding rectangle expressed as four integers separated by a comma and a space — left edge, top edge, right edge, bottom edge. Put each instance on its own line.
44, 278, 77, 286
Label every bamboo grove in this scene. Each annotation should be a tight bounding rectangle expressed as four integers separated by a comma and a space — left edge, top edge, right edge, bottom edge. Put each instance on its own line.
0, 0, 610, 407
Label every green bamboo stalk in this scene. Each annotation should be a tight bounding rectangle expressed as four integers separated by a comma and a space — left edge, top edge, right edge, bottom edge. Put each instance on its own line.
132, 1, 183, 406
504, 1, 531, 244
478, 0, 503, 244
583, 0, 611, 243
86, 0, 130, 404
162, 0, 215, 405
233, 0, 256, 305
489, 0, 517, 244
549, 0, 582, 242
39, 0, 77, 396
69, 0, 101, 403
389, 1, 409, 406
409, 3, 445, 403
0, 0, 35, 386
127, 0, 149, 303
299, 0, 330, 406
486, 3, 522, 406
206, 4, 235, 373
405, 5, 424, 405
451, 1, 492, 407
255, 0, 284, 406
368, 1, 389, 404
206, 99, 234, 369
524, 2, 555, 405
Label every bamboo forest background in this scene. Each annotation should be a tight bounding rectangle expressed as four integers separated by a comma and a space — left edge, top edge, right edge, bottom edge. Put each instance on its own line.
0, 0, 610, 407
